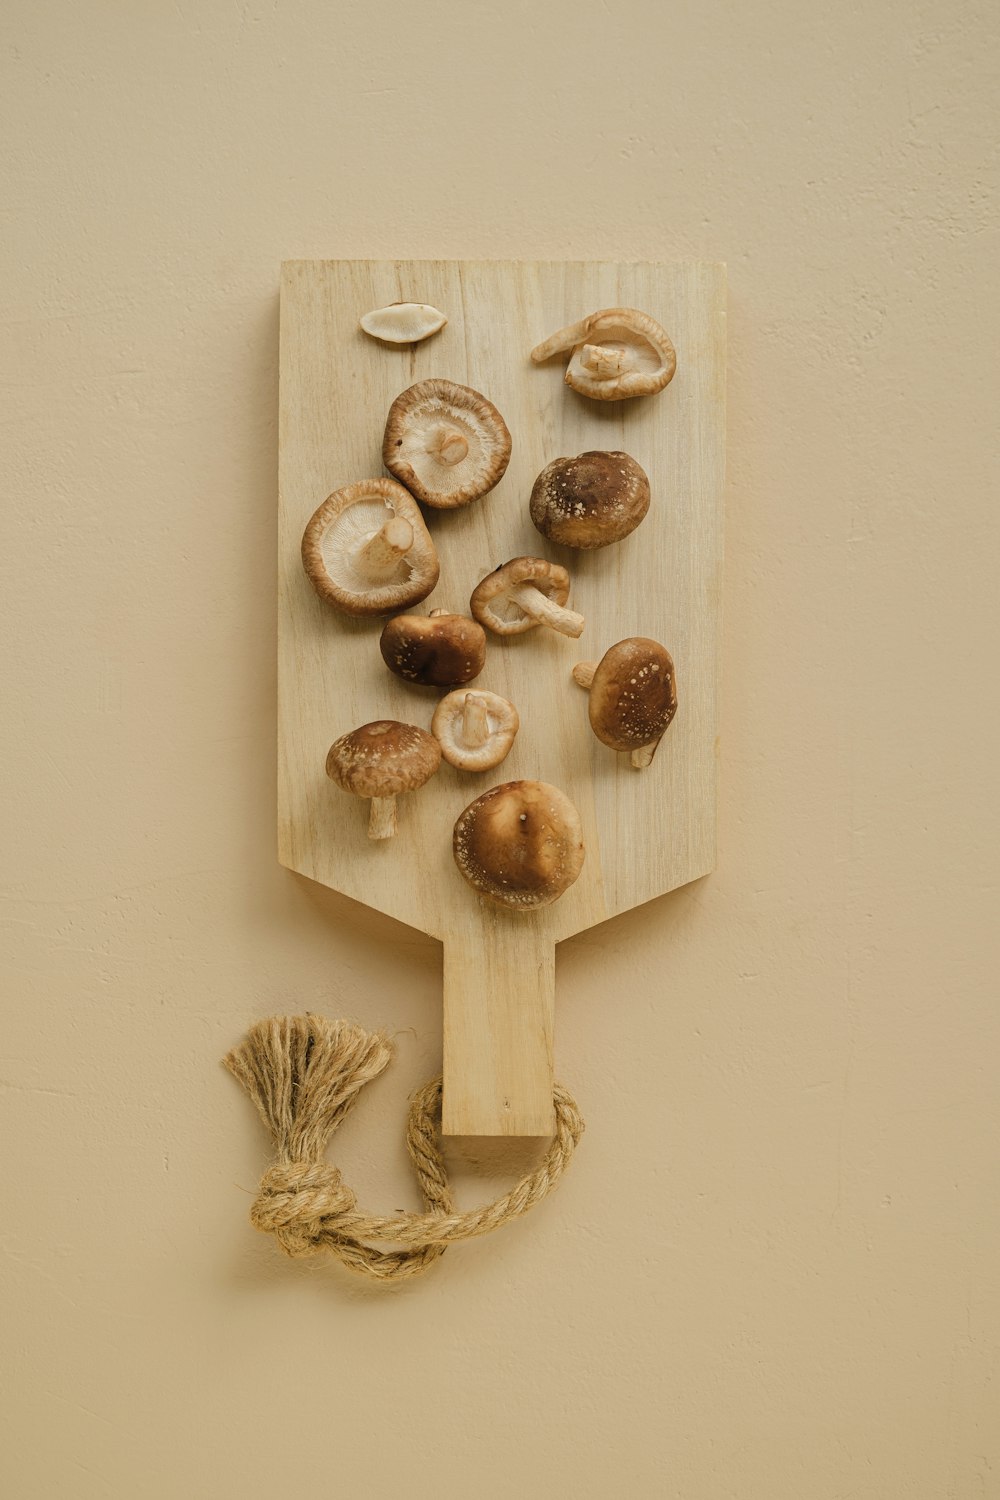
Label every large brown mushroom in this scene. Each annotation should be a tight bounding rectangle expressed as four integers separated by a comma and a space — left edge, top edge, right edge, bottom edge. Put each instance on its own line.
470, 557, 585, 640
530, 308, 676, 401
530, 451, 650, 549
573, 638, 678, 768
325, 720, 440, 839
383, 379, 512, 509
432, 690, 519, 772
453, 780, 585, 909
379, 609, 487, 687
301, 479, 439, 616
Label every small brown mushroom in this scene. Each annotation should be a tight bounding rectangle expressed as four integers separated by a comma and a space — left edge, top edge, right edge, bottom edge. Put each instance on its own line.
301, 479, 439, 616
383, 379, 512, 509
325, 720, 440, 839
432, 690, 519, 772
453, 780, 585, 908
379, 609, 487, 687
573, 638, 678, 768
470, 557, 585, 639
530, 451, 650, 549
530, 308, 676, 401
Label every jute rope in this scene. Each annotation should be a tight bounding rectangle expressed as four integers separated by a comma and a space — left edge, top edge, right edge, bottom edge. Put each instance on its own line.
224, 1013, 584, 1283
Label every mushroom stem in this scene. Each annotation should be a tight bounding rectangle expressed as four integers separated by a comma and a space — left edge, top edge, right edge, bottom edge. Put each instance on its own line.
367, 795, 398, 839
630, 741, 660, 771
581, 342, 627, 377
510, 585, 585, 639
427, 424, 469, 467
461, 693, 490, 748
572, 661, 597, 689
356, 517, 414, 581
429, 608, 448, 617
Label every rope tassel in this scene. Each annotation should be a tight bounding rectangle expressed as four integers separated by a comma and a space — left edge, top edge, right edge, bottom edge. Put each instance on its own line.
224, 1014, 584, 1284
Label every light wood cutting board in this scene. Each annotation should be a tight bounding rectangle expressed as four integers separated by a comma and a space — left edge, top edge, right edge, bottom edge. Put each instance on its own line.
278, 259, 726, 1136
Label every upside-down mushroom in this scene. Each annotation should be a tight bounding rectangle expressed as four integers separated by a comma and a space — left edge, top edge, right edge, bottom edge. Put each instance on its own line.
530, 450, 651, 549
470, 557, 585, 640
325, 720, 440, 839
432, 690, 519, 772
383, 379, 512, 509
573, 638, 678, 768
301, 479, 439, 616
530, 308, 676, 401
452, 780, 585, 908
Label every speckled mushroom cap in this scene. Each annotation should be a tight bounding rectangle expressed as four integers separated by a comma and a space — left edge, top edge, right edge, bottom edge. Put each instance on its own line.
379, 611, 487, 687
469, 557, 574, 636
453, 780, 585, 909
587, 639, 678, 752
325, 720, 441, 798
301, 479, 439, 616
530, 307, 677, 401
529, 451, 650, 549
382, 379, 512, 509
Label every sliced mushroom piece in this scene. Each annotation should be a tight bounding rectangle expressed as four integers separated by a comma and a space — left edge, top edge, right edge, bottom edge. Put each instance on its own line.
530, 307, 676, 401
383, 379, 512, 509
530, 451, 651, 550
301, 478, 439, 616
379, 609, 487, 687
359, 302, 447, 345
470, 557, 585, 640
432, 690, 519, 772
325, 720, 440, 839
453, 780, 585, 908
573, 638, 678, 768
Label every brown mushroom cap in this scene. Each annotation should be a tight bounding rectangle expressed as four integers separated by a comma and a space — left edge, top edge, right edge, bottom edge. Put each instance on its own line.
379, 610, 487, 687
326, 720, 441, 798
470, 556, 584, 639
529, 451, 650, 549
383, 379, 512, 509
301, 479, 439, 616
530, 307, 676, 401
432, 690, 519, 772
453, 780, 585, 909
586, 639, 678, 754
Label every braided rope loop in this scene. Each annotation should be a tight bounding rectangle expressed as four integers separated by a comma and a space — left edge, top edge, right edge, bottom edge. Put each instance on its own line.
224, 1014, 583, 1283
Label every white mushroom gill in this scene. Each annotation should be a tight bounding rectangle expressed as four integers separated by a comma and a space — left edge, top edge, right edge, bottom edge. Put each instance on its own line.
320, 500, 415, 589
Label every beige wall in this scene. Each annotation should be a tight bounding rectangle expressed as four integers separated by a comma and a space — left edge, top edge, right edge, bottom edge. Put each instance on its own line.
2, 2, 997, 1496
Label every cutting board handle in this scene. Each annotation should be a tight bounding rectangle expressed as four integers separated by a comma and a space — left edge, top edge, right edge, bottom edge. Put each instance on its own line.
442, 920, 555, 1137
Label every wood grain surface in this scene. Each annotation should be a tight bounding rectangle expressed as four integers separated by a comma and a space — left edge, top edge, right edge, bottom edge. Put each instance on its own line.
278, 259, 725, 1133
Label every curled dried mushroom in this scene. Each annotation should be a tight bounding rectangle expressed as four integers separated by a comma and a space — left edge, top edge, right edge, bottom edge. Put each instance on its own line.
530, 307, 676, 401
326, 720, 440, 839
530, 451, 650, 549
383, 379, 512, 509
301, 479, 439, 616
573, 638, 678, 768
453, 780, 585, 908
470, 557, 584, 639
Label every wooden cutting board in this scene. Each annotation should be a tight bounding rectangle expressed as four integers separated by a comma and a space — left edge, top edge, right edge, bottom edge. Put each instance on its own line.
278, 259, 726, 1136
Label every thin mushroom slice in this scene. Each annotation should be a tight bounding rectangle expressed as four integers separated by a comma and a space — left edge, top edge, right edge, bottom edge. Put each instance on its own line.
453, 780, 585, 908
325, 721, 440, 839
530, 307, 676, 401
432, 690, 519, 772
301, 478, 439, 616
470, 557, 584, 639
383, 379, 512, 509
573, 638, 678, 768
359, 302, 447, 345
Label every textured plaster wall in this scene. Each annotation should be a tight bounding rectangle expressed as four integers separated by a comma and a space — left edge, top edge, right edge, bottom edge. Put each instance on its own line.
2, 2, 997, 1496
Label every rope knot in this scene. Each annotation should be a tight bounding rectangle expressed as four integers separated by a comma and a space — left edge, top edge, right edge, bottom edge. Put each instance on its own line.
251, 1161, 357, 1257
